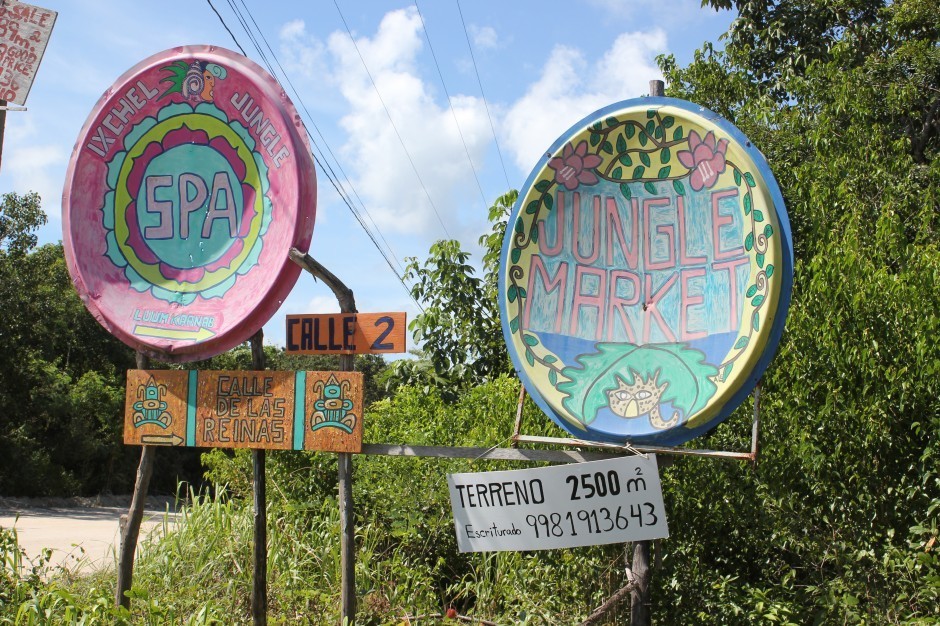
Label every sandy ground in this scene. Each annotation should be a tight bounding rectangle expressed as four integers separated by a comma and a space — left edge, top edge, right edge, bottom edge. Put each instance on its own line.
0, 496, 179, 574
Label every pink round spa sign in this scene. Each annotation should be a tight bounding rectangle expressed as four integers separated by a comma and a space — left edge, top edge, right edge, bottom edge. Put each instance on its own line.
63, 46, 316, 362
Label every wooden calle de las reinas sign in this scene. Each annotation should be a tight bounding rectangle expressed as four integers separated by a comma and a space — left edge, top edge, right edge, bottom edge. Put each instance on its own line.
124, 370, 363, 453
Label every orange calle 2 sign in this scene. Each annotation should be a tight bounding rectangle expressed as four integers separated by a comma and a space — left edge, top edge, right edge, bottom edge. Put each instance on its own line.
285, 312, 406, 354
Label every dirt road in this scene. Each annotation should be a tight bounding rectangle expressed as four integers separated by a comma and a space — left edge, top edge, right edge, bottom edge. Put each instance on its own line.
0, 497, 178, 574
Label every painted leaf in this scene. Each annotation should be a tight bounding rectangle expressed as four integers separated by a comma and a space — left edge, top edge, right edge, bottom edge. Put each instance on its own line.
673, 126, 683, 141
734, 169, 742, 185
662, 116, 675, 128
626, 124, 636, 139
612, 166, 623, 179
644, 182, 657, 194
746, 284, 758, 298
752, 311, 760, 332
734, 336, 749, 349
646, 109, 656, 119
525, 200, 539, 214
661, 147, 671, 164
754, 209, 764, 222
744, 172, 756, 187
544, 194, 554, 209
509, 317, 519, 333
535, 180, 551, 192
606, 116, 619, 128
549, 370, 558, 385
602, 141, 613, 154
558, 343, 719, 425
632, 166, 646, 179
766, 264, 775, 277
617, 135, 627, 153
745, 232, 754, 251
673, 180, 686, 196
619, 154, 633, 166
620, 183, 632, 200
511, 248, 521, 263
658, 166, 671, 179
523, 334, 539, 347
590, 133, 601, 147
744, 193, 753, 215
507, 286, 517, 303
640, 152, 651, 167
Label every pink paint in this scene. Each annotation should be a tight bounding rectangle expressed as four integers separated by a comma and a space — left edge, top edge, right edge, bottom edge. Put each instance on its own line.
62, 46, 317, 362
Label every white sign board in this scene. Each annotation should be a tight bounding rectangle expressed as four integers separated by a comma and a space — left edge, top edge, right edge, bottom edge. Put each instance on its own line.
0, 1, 57, 105
448, 455, 669, 552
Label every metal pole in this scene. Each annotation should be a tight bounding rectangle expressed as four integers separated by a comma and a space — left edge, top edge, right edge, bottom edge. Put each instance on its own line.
115, 351, 155, 609
250, 331, 268, 626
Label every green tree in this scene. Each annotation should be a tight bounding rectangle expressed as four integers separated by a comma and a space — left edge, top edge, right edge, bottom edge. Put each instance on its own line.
650, 0, 940, 621
389, 191, 517, 397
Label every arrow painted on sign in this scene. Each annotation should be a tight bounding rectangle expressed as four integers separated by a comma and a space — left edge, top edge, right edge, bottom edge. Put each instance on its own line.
134, 325, 216, 342
141, 433, 185, 446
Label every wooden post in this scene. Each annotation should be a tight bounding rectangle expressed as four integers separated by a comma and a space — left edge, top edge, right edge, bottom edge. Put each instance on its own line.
625, 80, 663, 626
0, 99, 6, 173
288, 248, 357, 624
629, 541, 652, 626
115, 351, 155, 609
250, 331, 268, 625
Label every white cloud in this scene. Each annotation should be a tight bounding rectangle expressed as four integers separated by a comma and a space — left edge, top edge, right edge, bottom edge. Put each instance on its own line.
4, 115, 67, 221
325, 8, 492, 242
470, 25, 499, 50
278, 19, 328, 82
501, 30, 667, 173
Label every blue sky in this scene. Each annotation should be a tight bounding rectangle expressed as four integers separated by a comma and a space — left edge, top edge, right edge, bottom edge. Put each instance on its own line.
1, 0, 733, 350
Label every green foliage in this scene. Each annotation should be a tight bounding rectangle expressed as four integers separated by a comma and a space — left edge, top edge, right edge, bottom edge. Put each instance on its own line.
390, 192, 516, 398
651, 0, 940, 621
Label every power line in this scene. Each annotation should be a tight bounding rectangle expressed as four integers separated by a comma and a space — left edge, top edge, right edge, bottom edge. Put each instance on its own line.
332, 0, 453, 240
229, 0, 405, 276
206, 0, 247, 55
456, 0, 513, 192
204, 0, 423, 311
414, 0, 490, 213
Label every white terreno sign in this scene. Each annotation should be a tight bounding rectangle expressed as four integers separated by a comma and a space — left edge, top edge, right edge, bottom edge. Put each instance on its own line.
447, 455, 668, 552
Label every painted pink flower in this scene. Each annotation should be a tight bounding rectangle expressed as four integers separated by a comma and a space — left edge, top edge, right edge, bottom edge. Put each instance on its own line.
548, 141, 603, 190
677, 130, 729, 191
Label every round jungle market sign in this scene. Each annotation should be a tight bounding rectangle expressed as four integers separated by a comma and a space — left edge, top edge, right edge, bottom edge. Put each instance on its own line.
499, 97, 793, 446
63, 45, 316, 362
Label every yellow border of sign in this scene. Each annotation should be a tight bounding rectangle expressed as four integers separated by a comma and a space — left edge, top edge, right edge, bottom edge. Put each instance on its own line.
499, 98, 793, 446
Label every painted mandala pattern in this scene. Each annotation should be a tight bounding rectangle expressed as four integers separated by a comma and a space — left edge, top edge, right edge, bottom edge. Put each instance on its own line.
101, 101, 272, 305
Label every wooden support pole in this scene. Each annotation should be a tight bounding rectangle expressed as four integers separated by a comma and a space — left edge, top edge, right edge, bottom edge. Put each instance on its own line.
116, 351, 155, 609
0, 99, 6, 173
289, 247, 358, 624
250, 331, 268, 625
629, 540, 652, 626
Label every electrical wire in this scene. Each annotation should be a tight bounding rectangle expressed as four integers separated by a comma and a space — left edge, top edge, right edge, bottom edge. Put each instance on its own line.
332, 0, 453, 240
205, 0, 424, 311
456, 0, 513, 192
413, 0, 490, 212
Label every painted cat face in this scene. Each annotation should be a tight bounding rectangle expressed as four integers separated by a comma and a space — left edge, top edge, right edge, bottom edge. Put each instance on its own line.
607, 370, 667, 418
